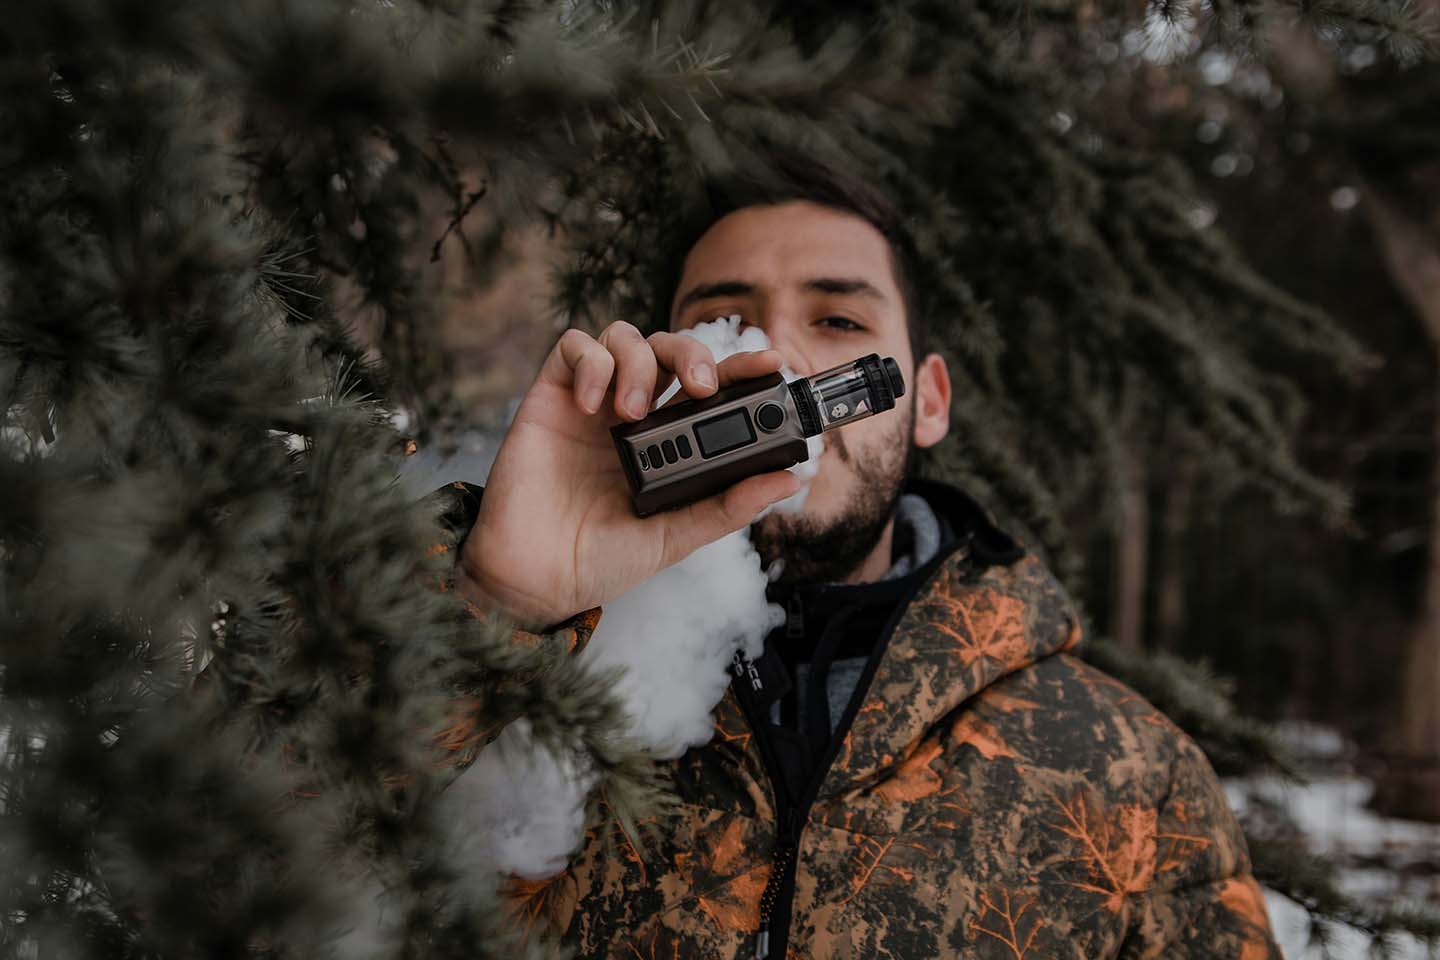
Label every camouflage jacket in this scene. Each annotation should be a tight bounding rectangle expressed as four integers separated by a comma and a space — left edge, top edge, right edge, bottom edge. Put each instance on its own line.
437, 480, 1281, 960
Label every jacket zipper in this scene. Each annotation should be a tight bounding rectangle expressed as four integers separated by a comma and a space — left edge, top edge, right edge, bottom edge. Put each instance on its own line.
734, 591, 808, 960
754, 806, 801, 959
737, 538, 973, 959
757, 594, 807, 958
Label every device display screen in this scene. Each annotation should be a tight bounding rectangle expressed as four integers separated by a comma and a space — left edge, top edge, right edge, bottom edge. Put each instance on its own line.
693, 408, 756, 458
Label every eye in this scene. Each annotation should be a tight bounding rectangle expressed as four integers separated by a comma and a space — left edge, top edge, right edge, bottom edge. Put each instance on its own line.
818, 316, 865, 332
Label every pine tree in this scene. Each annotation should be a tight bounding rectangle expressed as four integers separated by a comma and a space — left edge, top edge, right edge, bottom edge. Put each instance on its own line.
3, 0, 1438, 954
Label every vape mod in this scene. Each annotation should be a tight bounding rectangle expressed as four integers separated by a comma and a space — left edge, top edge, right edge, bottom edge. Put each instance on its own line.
611, 353, 906, 517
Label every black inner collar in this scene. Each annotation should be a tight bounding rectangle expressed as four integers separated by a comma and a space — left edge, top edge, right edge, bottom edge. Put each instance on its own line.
739, 475, 1024, 796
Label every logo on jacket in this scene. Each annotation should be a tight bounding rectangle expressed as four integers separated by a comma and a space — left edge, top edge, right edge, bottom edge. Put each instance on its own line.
731, 650, 764, 692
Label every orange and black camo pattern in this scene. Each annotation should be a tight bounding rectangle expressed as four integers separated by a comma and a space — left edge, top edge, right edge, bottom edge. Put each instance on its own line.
434, 482, 1281, 959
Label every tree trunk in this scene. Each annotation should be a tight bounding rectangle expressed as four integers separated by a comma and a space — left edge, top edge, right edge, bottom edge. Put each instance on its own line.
1154, 450, 1195, 652
1361, 182, 1440, 820
1113, 441, 1149, 650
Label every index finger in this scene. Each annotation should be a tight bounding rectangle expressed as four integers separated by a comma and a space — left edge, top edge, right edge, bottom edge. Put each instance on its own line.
654, 349, 786, 410
716, 349, 785, 386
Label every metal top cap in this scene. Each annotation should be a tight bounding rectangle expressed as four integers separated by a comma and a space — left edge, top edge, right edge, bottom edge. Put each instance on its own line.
883, 356, 905, 399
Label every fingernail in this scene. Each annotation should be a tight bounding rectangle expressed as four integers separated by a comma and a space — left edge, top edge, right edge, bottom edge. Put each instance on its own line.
583, 386, 604, 413
626, 388, 648, 417
692, 363, 717, 390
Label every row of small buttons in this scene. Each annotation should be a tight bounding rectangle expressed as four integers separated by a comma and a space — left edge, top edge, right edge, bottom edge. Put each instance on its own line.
640, 434, 693, 470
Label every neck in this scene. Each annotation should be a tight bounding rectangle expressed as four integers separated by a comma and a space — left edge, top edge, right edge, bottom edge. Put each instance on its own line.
838, 515, 897, 585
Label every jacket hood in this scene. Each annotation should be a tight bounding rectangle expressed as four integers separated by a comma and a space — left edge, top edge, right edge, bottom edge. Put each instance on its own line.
804, 477, 1085, 801
763, 475, 1028, 613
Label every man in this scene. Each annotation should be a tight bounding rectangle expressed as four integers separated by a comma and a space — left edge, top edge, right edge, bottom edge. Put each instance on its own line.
446, 161, 1281, 958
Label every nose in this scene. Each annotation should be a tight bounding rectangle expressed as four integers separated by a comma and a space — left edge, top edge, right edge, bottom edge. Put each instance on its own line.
740, 317, 815, 378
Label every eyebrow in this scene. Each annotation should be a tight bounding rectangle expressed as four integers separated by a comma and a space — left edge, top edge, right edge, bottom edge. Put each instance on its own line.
805, 277, 886, 300
674, 276, 886, 315
674, 280, 756, 315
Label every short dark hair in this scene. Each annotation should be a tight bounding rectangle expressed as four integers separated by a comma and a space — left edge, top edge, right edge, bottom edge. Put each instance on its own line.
652, 154, 929, 364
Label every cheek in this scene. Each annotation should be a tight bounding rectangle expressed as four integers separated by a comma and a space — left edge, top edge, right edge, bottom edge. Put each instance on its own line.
840, 414, 900, 453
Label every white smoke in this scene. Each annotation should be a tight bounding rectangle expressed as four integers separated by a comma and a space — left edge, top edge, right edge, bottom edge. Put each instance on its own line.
578, 525, 780, 759
584, 314, 823, 757
426, 316, 825, 910
437, 719, 595, 879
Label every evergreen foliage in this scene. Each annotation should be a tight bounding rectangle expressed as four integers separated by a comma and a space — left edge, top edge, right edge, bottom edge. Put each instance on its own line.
3, 0, 1437, 953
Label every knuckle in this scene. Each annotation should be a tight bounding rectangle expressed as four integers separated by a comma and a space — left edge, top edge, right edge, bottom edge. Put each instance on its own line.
583, 340, 613, 367
602, 320, 642, 344
657, 332, 709, 367
558, 327, 590, 351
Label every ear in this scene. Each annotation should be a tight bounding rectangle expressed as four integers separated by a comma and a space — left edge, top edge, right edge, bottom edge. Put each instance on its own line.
911, 352, 950, 449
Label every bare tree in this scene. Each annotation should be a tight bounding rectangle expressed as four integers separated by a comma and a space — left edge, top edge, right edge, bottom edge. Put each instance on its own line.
1361, 181, 1440, 819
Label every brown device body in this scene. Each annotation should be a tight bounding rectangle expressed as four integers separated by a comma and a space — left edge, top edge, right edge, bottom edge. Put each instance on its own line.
610, 372, 810, 518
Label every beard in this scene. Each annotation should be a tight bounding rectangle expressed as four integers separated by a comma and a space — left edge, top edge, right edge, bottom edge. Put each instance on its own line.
749, 401, 915, 586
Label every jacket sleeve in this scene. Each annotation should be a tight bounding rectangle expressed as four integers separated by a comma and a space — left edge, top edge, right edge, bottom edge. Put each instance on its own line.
425, 480, 604, 770
1124, 735, 1283, 959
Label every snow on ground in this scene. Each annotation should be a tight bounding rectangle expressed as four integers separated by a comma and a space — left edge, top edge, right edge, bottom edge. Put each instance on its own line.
1227, 723, 1440, 959
1263, 887, 1437, 959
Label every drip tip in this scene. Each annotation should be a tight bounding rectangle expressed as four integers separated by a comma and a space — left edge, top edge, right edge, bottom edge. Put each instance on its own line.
883, 357, 905, 399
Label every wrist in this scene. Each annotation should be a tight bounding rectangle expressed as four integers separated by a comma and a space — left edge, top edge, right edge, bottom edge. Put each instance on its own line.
455, 556, 553, 634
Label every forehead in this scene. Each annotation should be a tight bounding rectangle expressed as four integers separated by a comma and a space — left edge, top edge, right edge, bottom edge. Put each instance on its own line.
673, 201, 901, 312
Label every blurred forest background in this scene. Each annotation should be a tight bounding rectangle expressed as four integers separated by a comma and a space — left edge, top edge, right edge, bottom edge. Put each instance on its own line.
8, 0, 1440, 956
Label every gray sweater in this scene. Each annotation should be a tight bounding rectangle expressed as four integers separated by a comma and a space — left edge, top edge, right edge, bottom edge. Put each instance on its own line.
772, 491, 953, 733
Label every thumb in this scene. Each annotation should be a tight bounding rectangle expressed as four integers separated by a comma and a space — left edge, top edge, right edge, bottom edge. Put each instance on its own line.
656, 470, 802, 568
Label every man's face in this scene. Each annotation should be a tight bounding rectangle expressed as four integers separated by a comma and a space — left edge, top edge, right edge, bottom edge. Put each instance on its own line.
669, 201, 920, 584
